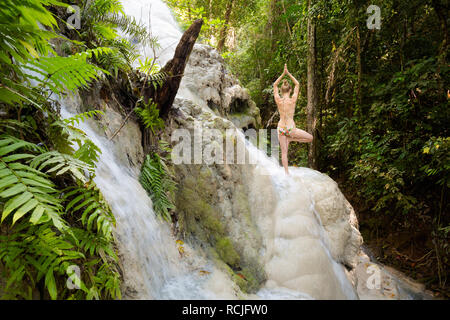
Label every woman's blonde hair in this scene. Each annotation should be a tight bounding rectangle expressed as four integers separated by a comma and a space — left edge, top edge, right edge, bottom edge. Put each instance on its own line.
281, 79, 291, 94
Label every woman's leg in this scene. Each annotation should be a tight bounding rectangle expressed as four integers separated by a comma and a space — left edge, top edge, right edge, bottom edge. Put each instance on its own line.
278, 133, 290, 175
288, 127, 313, 143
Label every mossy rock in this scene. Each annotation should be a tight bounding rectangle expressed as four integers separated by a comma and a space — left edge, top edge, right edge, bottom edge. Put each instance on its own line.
176, 187, 224, 242
216, 237, 240, 268
173, 163, 265, 293
175, 165, 224, 242
233, 267, 260, 294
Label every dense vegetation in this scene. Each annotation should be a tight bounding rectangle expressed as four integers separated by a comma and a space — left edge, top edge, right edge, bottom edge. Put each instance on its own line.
0, 0, 165, 299
165, 0, 449, 296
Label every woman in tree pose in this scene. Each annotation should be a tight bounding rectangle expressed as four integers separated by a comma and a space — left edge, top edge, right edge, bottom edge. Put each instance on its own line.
273, 64, 313, 175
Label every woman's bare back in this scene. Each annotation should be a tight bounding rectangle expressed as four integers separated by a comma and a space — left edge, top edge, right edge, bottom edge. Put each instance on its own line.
275, 96, 296, 129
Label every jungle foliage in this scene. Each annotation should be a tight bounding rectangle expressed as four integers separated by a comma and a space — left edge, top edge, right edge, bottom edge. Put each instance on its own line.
167, 0, 449, 296
0, 0, 161, 299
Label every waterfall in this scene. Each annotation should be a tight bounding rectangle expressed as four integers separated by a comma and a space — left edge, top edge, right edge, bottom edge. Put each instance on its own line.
241, 135, 357, 299
60, 104, 239, 299
58, 0, 358, 299
120, 0, 182, 66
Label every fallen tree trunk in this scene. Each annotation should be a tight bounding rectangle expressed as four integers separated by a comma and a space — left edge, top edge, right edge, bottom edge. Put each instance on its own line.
141, 18, 203, 153
144, 18, 203, 118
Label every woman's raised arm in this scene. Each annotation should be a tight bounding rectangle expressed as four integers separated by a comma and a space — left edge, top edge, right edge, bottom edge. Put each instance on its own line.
286, 69, 300, 100
274, 64, 288, 100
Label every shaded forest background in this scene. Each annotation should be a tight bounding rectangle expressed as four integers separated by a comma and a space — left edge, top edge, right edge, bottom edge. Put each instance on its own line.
165, 0, 449, 297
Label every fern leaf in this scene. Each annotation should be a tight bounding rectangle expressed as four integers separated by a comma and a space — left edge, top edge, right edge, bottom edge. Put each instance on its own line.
63, 183, 115, 240
63, 110, 105, 126
139, 153, 176, 222
134, 100, 164, 134
30, 151, 93, 182
0, 136, 65, 229
24, 54, 108, 93
73, 139, 102, 167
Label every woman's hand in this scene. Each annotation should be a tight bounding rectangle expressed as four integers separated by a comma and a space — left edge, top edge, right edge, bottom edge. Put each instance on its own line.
284, 63, 288, 73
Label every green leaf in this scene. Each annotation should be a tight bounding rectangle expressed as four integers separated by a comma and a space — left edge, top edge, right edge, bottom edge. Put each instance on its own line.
30, 205, 45, 224
2, 191, 33, 222
45, 269, 57, 300
13, 198, 39, 224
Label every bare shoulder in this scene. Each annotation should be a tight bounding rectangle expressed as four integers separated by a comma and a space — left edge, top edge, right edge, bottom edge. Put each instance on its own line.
288, 96, 297, 107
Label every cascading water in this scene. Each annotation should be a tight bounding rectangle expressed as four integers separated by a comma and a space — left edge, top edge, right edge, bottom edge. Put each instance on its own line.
120, 0, 181, 66
60, 104, 239, 299
59, 0, 359, 299
241, 136, 357, 299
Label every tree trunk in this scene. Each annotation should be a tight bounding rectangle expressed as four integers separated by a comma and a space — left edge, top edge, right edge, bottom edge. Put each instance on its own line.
281, 0, 302, 68
208, 0, 212, 19
431, 0, 448, 62
306, 0, 318, 169
187, 0, 192, 20
356, 26, 362, 111
217, 0, 234, 52
265, 0, 280, 51
141, 19, 203, 153
151, 19, 203, 118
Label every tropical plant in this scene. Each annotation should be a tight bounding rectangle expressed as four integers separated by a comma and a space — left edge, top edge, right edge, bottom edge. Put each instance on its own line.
0, 134, 121, 300
134, 99, 165, 135
0, 0, 121, 300
74, 0, 154, 75
139, 141, 177, 222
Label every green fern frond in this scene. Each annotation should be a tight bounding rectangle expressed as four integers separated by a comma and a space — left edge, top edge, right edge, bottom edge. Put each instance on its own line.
139, 153, 176, 222
136, 57, 166, 89
134, 100, 164, 134
30, 150, 93, 182
101, 12, 149, 44
0, 119, 35, 136
0, 220, 85, 299
63, 110, 105, 126
87, 0, 124, 17
78, 47, 114, 61
147, 71, 167, 89
95, 47, 129, 77
24, 54, 108, 93
69, 227, 116, 260
0, 136, 66, 229
0, 78, 45, 108
137, 57, 159, 75
49, 119, 98, 157
73, 139, 102, 167
92, 21, 119, 41
109, 38, 140, 65
0, 0, 61, 63
158, 140, 173, 155
0, 134, 43, 154
94, 261, 121, 299
63, 183, 116, 240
